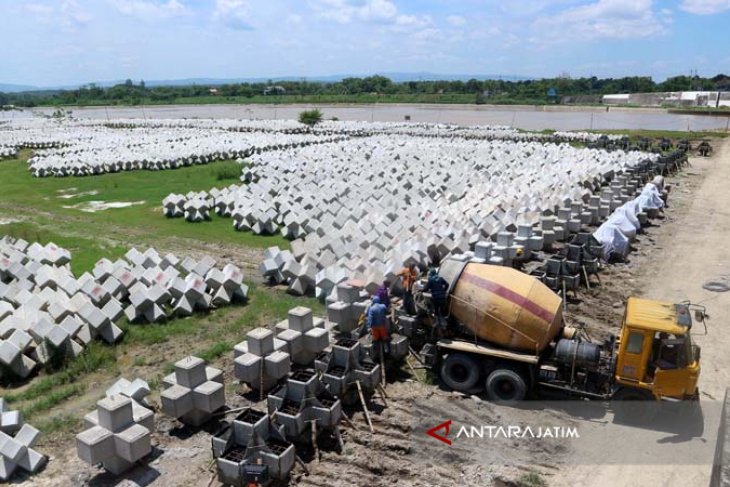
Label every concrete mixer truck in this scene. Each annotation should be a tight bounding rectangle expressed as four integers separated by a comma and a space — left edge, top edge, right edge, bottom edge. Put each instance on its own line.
411, 260, 705, 415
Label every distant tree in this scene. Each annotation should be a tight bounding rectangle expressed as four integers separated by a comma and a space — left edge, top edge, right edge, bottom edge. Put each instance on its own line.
298, 109, 323, 126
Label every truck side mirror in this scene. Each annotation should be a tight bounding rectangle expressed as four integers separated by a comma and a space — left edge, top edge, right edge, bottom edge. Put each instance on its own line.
694, 310, 705, 322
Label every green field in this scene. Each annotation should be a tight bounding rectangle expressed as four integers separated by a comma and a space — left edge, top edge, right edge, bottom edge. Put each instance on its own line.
0, 151, 287, 275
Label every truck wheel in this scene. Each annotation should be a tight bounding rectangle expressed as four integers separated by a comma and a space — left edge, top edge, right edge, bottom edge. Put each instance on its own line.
485, 368, 527, 404
612, 388, 657, 424
440, 353, 482, 393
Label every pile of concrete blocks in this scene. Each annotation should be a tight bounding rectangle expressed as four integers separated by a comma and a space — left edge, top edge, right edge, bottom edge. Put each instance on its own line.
259, 246, 317, 297
212, 407, 295, 486
92, 247, 248, 324
161, 356, 225, 426
188, 134, 660, 297
76, 395, 153, 475
0, 399, 47, 481
267, 369, 342, 442
234, 328, 291, 392
0, 238, 125, 380
273, 306, 330, 366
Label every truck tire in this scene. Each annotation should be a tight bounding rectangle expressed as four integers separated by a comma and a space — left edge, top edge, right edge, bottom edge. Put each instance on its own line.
612, 388, 657, 424
485, 368, 527, 404
440, 353, 482, 393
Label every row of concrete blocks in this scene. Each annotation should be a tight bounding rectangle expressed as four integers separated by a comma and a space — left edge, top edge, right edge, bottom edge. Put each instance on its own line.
27, 125, 335, 177
234, 307, 330, 392
93, 248, 248, 324
259, 246, 318, 297
0, 399, 47, 481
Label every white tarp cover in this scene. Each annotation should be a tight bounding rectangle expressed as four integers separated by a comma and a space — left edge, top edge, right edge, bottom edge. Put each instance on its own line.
592, 222, 631, 260
640, 183, 664, 210
615, 204, 641, 230
605, 209, 638, 240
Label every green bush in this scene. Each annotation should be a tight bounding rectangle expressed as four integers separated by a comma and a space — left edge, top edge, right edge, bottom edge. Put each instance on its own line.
215, 161, 242, 181
298, 109, 323, 126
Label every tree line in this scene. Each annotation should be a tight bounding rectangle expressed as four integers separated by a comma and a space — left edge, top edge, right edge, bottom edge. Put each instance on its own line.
2, 74, 729, 107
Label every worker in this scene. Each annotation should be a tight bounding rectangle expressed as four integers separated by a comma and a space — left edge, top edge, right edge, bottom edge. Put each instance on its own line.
423, 268, 449, 327
366, 295, 389, 355
396, 262, 419, 315
374, 280, 391, 310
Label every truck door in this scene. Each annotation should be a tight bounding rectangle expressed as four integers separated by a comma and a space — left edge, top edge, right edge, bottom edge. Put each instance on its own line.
616, 329, 651, 382
653, 337, 693, 397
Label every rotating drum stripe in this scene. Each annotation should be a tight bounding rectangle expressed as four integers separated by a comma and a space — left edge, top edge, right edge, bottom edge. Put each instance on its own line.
460, 272, 556, 324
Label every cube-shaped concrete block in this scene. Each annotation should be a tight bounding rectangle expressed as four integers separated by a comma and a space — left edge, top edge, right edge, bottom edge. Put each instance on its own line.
277, 329, 304, 356
287, 307, 313, 333
174, 356, 207, 389
234, 353, 262, 384
192, 381, 225, 414
76, 426, 114, 465
0, 434, 24, 463
102, 299, 124, 322
113, 423, 151, 463
264, 351, 291, 379
161, 384, 194, 418
327, 302, 352, 325
303, 328, 330, 354
96, 396, 134, 433
246, 328, 275, 356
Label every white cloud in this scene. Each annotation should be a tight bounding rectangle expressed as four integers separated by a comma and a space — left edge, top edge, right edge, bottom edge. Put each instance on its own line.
213, 0, 253, 30
533, 0, 669, 42
109, 0, 188, 20
24, 1, 91, 30
309, 0, 430, 28
679, 0, 730, 14
446, 15, 467, 26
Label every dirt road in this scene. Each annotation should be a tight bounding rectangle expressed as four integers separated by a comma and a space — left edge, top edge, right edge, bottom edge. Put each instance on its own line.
558, 137, 730, 486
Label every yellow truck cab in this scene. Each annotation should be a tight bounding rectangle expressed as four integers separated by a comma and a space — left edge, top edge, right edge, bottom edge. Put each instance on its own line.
614, 297, 702, 401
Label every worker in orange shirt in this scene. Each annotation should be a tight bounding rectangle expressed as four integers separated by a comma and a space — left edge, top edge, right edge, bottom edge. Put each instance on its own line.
396, 262, 419, 315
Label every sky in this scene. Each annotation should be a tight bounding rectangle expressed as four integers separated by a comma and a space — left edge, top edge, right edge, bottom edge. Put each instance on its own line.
1, 0, 729, 87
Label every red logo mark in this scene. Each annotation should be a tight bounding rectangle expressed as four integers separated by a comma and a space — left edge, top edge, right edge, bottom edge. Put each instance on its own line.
426, 420, 452, 446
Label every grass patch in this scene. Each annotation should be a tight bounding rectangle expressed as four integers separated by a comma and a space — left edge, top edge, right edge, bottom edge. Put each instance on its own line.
0, 153, 288, 252
4, 343, 116, 404
214, 161, 244, 181
35, 414, 82, 436
518, 471, 547, 487
20, 384, 83, 418
199, 341, 233, 362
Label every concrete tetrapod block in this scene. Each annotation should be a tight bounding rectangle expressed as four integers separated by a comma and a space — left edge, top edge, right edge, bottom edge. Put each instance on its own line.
0, 403, 47, 481
76, 394, 152, 475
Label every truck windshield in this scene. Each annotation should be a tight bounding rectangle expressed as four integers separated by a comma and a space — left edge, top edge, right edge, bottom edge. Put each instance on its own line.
656, 333, 693, 369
